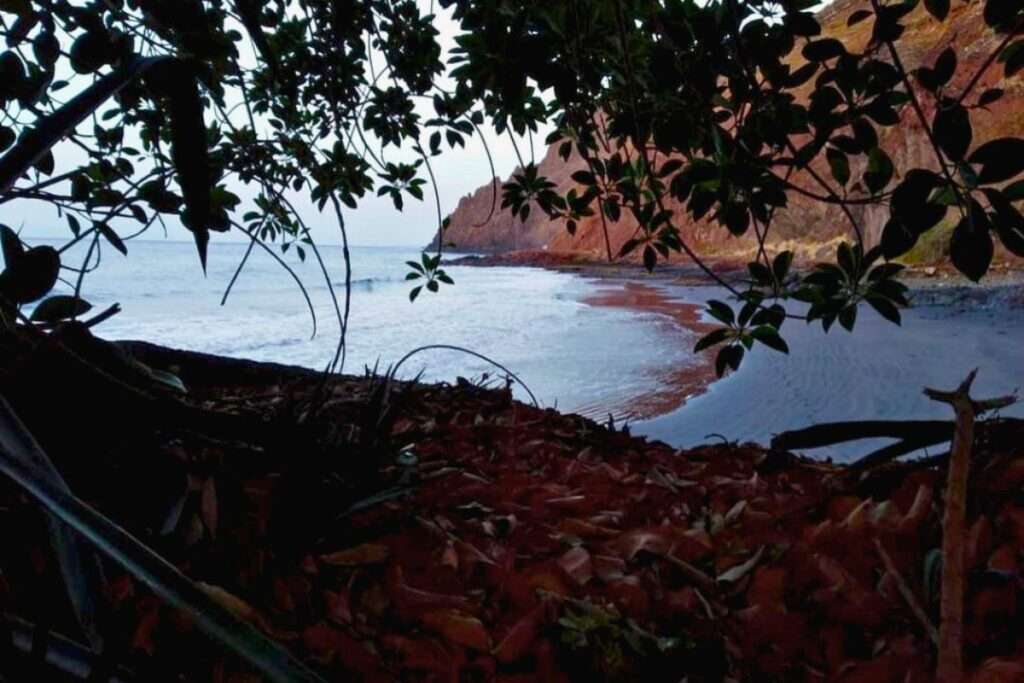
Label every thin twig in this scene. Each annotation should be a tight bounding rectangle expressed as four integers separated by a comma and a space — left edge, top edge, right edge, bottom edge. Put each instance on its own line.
874, 538, 938, 646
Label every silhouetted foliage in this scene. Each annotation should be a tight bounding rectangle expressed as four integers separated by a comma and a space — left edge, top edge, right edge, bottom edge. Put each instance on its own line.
443, 0, 1024, 374
0, 0, 1021, 374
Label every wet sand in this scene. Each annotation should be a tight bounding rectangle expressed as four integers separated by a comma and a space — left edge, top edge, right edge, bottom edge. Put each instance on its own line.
579, 277, 1024, 461
579, 281, 719, 421
458, 252, 1024, 460
633, 283, 1024, 460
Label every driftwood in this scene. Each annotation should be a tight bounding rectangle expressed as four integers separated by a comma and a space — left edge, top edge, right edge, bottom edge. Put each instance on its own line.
771, 417, 1024, 470
772, 420, 953, 449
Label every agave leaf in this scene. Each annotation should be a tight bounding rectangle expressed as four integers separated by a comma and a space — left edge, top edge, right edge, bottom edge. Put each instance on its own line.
0, 397, 107, 649
0, 399, 324, 683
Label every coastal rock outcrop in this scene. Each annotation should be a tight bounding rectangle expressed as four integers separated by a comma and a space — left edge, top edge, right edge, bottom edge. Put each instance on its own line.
437, 0, 1024, 264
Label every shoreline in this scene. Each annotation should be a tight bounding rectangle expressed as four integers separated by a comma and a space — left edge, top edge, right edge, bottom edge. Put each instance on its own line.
578, 281, 719, 423
450, 250, 1024, 431
447, 249, 1024, 293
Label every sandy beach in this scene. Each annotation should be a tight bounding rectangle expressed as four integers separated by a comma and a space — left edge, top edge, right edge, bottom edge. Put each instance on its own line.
544, 260, 1024, 460
579, 281, 719, 422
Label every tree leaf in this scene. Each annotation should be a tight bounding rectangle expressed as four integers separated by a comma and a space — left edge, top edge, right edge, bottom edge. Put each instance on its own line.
0, 125, 14, 152
97, 222, 128, 256
950, 212, 993, 282
864, 148, 894, 194
30, 295, 92, 323
717, 546, 765, 583
891, 170, 945, 233
1006, 40, 1024, 77
826, 148, 850, 186
705, 299, 735, 326
924, 0, 950, 21
0, 245, 59, 304
838, 304, 857, 332
984, 0, 1020, 28
978, 88, 1004, 107
694, 328, 731, 353
848, 9, 873, 25
802, 38, 846, 62
773, 251, 794, 284
968, 138, 1024, 183
933, 104, 972, 162
933, 48, 956, 87
996, 219, 1024, 257
642, 245, 656, 272
715, 345, 744, 377
148, 60, 214, 270
866, 295, 902, 325
751, 326, 789, 354
0, 56, 172, 194
0, 0, 33, 18
0, 223, 24, 267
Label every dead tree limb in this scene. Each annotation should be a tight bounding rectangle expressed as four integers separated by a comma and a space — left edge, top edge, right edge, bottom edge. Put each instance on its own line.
771, 420, 952, 450
850, 437, 943, 471
925, 370, 1016, 683
772, 418, 1024, 471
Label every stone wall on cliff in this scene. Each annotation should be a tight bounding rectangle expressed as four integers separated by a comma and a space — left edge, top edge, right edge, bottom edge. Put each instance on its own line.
436, 0, 1024, 264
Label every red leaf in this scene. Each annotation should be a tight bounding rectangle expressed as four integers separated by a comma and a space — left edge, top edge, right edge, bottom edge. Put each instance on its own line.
493, 602, 550, 663
389, 566, 475, 615
420, 609, 491, 651
556, 546, 592, 586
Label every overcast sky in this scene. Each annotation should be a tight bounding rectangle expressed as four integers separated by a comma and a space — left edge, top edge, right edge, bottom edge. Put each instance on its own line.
9, 2, 550, 249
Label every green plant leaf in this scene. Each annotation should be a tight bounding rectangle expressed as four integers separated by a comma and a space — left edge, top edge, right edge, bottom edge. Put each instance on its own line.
147, 60, 214, 269
97, 223, 128, 256
0, 244, 59, 304
694, 327, 731, 352
30, 295, 92, 323
924, 0, 949, 20
864, 148, 894, 193
950, 212, 993, 281
705, 299, 735, 326
715, 344, 744, 377
968, 138, 1024, 184
934, 104, 972, 162
751, 326, 789, 353
866, 295, 902, 324
0, 223, 24, 267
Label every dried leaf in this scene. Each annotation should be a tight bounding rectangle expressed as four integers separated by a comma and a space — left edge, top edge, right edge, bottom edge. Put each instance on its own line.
420, 609, 490, 651
320, 543, 390, 566
556, 546, 593, 586
718, 546, 766, 584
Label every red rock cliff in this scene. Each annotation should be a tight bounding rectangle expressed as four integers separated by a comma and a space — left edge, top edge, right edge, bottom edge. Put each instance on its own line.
437, 0, 1024, 263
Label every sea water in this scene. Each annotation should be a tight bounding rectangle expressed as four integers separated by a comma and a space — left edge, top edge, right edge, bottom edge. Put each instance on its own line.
43, 239, 696, 419
34, 239, 1024, 461
634, 284, 1024, 461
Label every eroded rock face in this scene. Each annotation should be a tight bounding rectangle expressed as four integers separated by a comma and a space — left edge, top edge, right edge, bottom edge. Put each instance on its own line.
437, 0, 1024, 264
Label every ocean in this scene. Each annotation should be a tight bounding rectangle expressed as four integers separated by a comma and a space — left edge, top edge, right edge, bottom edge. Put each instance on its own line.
42, 239, 1023, 461
46, 239, 699, 421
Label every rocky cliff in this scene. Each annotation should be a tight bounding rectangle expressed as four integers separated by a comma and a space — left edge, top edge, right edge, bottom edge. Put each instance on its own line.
437, 0, 1024, 263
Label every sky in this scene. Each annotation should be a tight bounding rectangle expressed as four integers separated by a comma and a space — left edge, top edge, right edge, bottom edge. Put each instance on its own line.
9, 2, 551, 249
